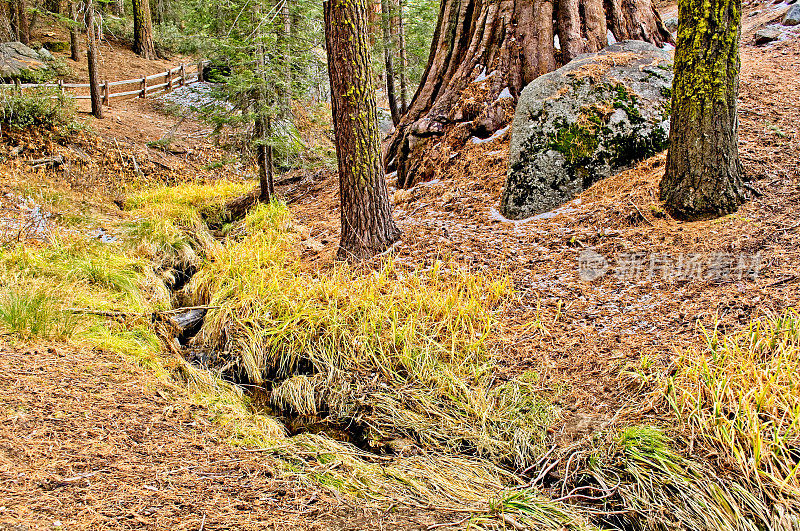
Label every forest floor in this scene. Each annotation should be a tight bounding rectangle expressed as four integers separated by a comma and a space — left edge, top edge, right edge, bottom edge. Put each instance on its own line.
1, 1, 799, 529
285, 1, 800, 438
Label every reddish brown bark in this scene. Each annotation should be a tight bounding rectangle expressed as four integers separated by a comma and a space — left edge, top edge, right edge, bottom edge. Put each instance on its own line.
324, 0, 401, 261
132, 0, 156, 59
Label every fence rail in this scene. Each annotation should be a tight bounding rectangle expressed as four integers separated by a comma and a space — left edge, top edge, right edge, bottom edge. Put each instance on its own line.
0, 60, 207, 106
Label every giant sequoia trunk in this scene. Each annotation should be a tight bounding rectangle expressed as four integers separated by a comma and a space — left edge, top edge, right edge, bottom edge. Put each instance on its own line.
324, 0, 401, 261
132, 0, 156, 59
385, 0, 671, 187
659, 0, 746, 219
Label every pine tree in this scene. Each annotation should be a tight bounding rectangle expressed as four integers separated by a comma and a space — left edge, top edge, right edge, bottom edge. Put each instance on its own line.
324, 0, 400, 260
132, 0, 156, 59
86, 0, 103, 119
659, 0, 747, 219
69, 2, 80, 61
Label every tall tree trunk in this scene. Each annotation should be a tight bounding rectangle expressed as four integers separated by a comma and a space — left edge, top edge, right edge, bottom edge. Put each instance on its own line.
256, 116, 275, 202
324, 0, 401, 261
281, 0, 291, 115
660, 0, 746, 219
396, 0, 408, 112
86, 0, 103, 119
384, 0, 671, 188
381, 0, 400, 125
154, 0, 164, 25
132, 0, 156, 59
69, 2, 80, 61
13, 0, 30, 44
255, 42, 274, 202
367, 0, 379, 45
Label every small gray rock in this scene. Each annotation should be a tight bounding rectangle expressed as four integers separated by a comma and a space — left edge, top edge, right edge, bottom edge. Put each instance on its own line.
783, 4, 800, 25
37, 47, 54, 61
376, 107, 394, 138
500, 41, 672, 219
754, 27, 781, 44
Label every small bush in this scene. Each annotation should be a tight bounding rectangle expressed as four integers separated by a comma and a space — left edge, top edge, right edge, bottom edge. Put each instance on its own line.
103, 15, 133, 44
0, 89, 77, 133
43, 41, 69, 53
154, 23, 202, 57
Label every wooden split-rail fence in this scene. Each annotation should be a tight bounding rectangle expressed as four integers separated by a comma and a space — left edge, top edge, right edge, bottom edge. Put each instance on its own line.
0, 60, 208, 107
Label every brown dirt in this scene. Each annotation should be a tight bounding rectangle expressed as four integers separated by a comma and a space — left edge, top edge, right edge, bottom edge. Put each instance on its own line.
34, 22, 192, 85
0, 342, 454, 530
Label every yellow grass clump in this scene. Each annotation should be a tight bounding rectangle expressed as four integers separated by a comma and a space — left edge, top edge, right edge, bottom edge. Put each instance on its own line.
187, 201, 559, 469
666, 310, 800, 511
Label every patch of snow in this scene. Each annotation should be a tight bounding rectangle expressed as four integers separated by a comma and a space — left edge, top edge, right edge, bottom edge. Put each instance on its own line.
488, 203, 576, 225
607, 29, 617, 44
470, 125, 510, 144
89, 227, 118, 243
497, 87, 513, 100
486, 150, 505, 157
157, 82, 232, 111
662, 43, 676, 51
474, 67, 488, 83
554, 34, 561, 50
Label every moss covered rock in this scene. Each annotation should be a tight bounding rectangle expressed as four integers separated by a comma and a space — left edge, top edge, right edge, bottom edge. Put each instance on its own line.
500, 41, 672, 219
0, 42, 50, 82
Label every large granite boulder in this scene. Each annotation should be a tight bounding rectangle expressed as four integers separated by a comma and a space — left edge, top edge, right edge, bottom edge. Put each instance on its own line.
500, 40, 672, 219
0, 42, 49, 81
784, 4, 800, 26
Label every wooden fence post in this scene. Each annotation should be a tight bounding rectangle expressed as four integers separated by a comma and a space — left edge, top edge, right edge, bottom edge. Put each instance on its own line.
58, 79, 64, 95
166, 69, 172, 92
197, 60, 204, 83
180, 64, 186, 86
141, 76, 147, 99
102, 80, 109, 106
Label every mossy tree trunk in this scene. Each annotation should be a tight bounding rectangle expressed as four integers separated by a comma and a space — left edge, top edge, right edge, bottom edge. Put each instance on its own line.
660, 0, 746, 219
384, 0, 671, 188
132, 0, 156, 59
86, 0, 103, 119
324, 0, 401, 261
